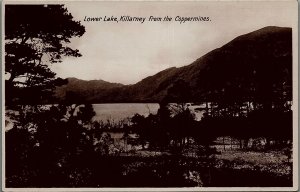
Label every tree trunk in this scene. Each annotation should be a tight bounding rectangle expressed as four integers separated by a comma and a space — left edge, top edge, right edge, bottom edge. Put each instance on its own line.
223, 137, 226, 151
244, 138, 249, 149
265, 138, 271, 150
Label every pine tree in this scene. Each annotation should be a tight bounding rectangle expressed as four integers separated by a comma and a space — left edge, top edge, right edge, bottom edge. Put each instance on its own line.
5, 5, 85, 104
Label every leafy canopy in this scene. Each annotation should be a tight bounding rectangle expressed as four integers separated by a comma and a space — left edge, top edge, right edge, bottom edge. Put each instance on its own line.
5, 5, 85, 104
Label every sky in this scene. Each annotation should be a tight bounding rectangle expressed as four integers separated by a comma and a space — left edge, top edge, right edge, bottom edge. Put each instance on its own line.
50, 1, 297, 85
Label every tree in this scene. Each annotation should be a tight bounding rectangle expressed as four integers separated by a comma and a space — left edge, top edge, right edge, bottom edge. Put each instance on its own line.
6, 104, 98, 187
5, 5, 85, 104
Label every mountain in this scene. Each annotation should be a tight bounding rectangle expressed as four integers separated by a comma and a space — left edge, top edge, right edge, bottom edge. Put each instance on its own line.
54, 26, 292, 103
54, 77, 124, 102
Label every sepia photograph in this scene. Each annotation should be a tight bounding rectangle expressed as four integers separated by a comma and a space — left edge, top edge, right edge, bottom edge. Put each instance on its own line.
2, 1, 298, 190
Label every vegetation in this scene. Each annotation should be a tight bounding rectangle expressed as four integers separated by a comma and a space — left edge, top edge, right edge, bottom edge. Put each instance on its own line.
6, 77, 293, 187
6, 102, 292, 187
5, 5, 85, 105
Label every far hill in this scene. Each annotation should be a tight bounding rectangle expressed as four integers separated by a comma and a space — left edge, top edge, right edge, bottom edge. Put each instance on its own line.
54, 26, 292, 103
54, 78, 124, 102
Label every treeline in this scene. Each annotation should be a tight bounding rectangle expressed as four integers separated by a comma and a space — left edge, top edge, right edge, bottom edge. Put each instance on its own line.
133, 78, 293, 151
5, 98, 292, 187
130, 102, 292, 152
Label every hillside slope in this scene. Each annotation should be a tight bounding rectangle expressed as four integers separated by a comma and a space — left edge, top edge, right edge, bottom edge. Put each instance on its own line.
54, 26, 292, 103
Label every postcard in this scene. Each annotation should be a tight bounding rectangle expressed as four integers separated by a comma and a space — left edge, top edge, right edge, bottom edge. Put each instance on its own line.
2, 0, 298, 191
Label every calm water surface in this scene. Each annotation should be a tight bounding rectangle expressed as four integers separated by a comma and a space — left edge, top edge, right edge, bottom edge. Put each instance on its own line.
6, 103, 204, 130
92, 103, 205, 122
92, 103, 160, 121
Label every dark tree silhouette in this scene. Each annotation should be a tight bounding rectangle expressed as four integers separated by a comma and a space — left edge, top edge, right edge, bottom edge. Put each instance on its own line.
6, 104, 98, 187
5, 5, 85, 104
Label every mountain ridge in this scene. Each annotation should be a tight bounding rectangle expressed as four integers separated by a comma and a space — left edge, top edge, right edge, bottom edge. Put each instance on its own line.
54, 26, 292, 103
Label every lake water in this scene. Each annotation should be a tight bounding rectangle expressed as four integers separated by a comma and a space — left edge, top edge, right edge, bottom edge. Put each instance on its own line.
92, 103, 205, 122
92, 103, 160, 122
5, 103, 205, 130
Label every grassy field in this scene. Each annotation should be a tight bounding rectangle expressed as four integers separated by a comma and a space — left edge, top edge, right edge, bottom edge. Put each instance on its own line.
214, 149, 292, 176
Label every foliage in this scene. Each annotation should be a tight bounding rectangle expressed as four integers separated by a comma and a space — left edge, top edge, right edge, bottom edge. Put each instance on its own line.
6, 104, 97, 187
5, 5, 85, 104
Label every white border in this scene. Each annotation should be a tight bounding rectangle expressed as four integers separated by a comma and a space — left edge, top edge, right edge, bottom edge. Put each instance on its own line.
2, 1, 6, 191
2, 1, 299, 191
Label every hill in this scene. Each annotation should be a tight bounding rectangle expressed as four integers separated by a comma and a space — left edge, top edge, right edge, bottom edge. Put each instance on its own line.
54, 26, 292, 103
54, 77, 124, 102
